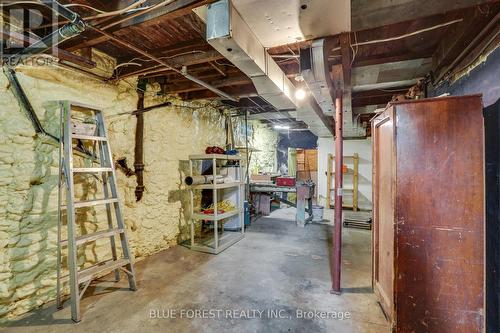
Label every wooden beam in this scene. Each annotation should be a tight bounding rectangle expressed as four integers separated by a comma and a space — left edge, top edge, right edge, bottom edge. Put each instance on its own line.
115, 38, 208, 63
352, 50, 434, 67
146, 66, 239, 81
339, 32, 351, 92
164, 74, 251, 93
352, 87, 411, 107
339, 32, 352, 124
179, 83, 257, 100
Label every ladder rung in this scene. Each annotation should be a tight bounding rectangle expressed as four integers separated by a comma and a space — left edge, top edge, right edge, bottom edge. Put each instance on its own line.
62, 198, 118, 209
72, 134, 107, 141
73, 167, 113, 173
78, 259, 130, 284
75, 198, 118, 208
61, 228, 124, 247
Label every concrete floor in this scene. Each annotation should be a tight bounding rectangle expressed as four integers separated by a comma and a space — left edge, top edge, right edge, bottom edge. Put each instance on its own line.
2, 207, 389, 333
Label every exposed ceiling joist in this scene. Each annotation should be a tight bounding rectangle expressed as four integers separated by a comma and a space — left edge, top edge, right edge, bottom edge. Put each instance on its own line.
352, 87, 411, 108
114, 49, 224, 80
63, 0, 215, 51
163, 74, 251, 93
353, 79, 421, 92
115, 38, 208, 63
179, 83, 257, 100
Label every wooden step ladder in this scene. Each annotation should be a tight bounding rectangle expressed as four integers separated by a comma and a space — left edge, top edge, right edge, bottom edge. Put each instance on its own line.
56, 101, 137, 323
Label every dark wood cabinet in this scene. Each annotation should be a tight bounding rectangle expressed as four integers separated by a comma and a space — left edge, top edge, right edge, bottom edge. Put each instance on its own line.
372, 95, 485, 332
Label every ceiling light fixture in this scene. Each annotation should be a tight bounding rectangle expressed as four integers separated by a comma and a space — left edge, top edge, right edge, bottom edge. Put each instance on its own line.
274, 125, 290, 130
295, 88, 306, 100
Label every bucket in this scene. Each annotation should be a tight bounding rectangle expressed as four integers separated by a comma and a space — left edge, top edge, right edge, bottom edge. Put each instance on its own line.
312, 205, 324, 222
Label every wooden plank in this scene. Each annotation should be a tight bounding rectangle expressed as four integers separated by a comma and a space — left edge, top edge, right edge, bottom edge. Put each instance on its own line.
64, 0, 215, 51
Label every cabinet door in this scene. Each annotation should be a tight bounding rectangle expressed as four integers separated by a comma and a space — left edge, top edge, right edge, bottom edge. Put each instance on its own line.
372, 113, 395, 320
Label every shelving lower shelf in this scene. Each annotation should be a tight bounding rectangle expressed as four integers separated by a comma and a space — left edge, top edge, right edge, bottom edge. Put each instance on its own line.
189, 153, 241, 160
188, 154, 244, 254
192, 209, 241, 221
191, 232, 245, 254
191, 182, 243, 190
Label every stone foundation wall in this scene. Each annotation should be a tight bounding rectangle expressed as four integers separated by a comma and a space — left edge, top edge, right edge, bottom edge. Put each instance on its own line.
248, 121, 278, 174
0, 60, 227, 320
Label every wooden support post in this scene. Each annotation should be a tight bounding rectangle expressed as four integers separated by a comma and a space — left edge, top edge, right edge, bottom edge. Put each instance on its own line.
332, 95, 343, 294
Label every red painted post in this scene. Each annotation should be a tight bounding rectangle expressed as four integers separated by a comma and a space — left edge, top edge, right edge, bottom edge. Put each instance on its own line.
331, 95, 343, 294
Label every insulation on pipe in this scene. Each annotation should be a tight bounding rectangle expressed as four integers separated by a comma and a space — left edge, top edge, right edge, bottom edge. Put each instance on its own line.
10, 1, 86, 63
184, 175, 224, 186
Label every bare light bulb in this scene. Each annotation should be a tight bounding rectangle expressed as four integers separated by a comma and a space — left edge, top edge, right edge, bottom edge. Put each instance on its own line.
274, 125, 290, 130
295, 88, 306, 100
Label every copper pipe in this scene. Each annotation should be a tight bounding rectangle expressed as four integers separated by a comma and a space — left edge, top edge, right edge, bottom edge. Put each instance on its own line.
332, 95, 343, 294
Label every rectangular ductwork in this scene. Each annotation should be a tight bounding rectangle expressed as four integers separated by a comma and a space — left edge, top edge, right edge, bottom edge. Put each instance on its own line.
300, 39, 366, 138
204, 0, 333, 137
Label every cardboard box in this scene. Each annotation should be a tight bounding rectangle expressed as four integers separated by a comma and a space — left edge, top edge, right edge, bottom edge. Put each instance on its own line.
251, 174, 271, 183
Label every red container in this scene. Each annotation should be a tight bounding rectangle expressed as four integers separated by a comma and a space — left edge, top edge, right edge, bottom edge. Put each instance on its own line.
276, 177, 296, 187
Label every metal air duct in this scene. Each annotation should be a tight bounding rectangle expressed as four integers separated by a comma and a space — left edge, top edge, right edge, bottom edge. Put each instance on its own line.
300, 39, 366, 138
203, 0, 333, 137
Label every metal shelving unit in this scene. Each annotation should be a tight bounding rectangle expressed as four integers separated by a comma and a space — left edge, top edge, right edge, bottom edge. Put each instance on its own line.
188, 154, 244, 254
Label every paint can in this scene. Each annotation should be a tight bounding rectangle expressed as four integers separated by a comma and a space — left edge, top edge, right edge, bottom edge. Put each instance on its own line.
312, 205, 324, 222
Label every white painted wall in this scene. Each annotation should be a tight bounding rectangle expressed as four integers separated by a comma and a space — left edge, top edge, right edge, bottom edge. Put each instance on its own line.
317, 138, 373, 210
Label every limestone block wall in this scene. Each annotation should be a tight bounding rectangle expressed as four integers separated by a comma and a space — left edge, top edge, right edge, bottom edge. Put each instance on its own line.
0, 62, 226, 320
249, 121, 278, 174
